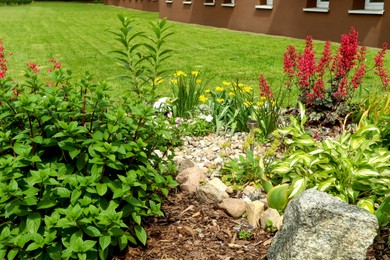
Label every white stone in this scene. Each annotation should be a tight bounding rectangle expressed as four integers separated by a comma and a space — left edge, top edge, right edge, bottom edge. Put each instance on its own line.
246, 200, 265, 228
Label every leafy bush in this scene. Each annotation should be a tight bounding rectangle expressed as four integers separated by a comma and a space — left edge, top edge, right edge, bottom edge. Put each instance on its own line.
0, 46, 178, 259
0, 0, 31, 5
267, 103, 390, 213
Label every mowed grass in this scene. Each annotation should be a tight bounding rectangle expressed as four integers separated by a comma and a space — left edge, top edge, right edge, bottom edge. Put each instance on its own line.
0, 2, 388, 97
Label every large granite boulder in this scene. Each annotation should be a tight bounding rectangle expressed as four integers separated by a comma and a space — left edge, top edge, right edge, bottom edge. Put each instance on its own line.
267, 189, 378, 260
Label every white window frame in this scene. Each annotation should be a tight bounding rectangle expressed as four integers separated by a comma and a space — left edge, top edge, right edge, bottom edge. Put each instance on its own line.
204, 0, 215, 5
365, 0, 384, 10
266, 0, 272, 5
255, 0, 273, 9
221, 0, 234, 7
317, 0, 329, 8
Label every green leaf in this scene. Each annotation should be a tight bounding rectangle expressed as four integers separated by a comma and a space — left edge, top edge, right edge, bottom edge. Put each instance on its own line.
7, 248, 19, 260
47, 243, 62, 259
288, 178, 307, 199
96, 183, 107, 196
357, 199, 375, 214
132, 213, 141, 225
354, 169, 380, 178
82, 240, 97, 252
118, 235, 128, 251
99, 236, 111, 251
134, 225, 147, 245
84, 226, 102, 237
69, 149, 81, 160
267, 184, 289, 212
26, 212, 41, 233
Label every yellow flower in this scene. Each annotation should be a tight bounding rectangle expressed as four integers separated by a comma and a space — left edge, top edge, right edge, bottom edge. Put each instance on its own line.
215, 86, 224, 92
170, 79, 178, 84
243, 101, 253, 107
154, 77, 163, 85
222, 81, 231, 86
271, 100, 276, 106
261, 96, 267, 100
237, 83, 244, 87
257, 101, 264, 106
243, 86, 253, 93
191, 71, 200, 76
217, 98, 224, 103
196, 79, 202, 84
174, 70, 187, 77
205, 89, 211, 93
199, 95, 209, 102
229, 92, 235, 97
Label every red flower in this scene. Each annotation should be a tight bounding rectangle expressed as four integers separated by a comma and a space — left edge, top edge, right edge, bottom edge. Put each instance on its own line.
28, 62, 40, 73
297, 36, 316, 88
374, 42, 390, 90
259, 75, 273, 99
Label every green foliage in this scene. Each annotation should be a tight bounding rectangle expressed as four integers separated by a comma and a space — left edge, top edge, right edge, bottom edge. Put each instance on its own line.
109, 15, 174, 98
268, 103, 390, 215
376, 196, 390, 228
221, 150, 271, 189
169, 70, 209, 118
235, 223, 254, 240
358, 92, 390, 150
199, 80, 255, 133
0, 61, 178, 258
0, 0, 31, 5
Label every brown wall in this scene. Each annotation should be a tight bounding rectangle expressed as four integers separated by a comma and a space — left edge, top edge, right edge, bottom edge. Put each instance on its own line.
105, 0, 159, 12
105, 0, 390, 48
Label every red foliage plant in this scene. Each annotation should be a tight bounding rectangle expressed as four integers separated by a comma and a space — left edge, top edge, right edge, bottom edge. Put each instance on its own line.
283, 27, 389, 109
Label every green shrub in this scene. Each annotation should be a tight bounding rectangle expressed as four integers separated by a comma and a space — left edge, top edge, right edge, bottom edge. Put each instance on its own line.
0, 59, 178, 259
267, 103, 390, 213
0, 0, 31, 5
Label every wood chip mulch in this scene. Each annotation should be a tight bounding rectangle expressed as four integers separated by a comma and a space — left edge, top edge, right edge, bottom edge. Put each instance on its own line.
112, 188, 390, 260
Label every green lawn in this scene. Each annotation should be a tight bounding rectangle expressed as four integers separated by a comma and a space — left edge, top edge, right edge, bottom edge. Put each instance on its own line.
0, 2, 388, 97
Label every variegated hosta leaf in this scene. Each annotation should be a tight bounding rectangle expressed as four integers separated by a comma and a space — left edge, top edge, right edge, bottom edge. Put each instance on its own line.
288, 178, 307, 199
353, 169, 380, 178
357, 199, 375, 214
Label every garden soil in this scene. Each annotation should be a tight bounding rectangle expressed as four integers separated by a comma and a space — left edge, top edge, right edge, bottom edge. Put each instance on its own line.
115, 188, 390, 260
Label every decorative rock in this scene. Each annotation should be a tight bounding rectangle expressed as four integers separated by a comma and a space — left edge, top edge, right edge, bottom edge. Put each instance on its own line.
176, 158, 195, 172
175, 167, 207, 194
242, 185, 256, 196
218, 198, 247, 218
208, 178, 229, 194
260, 208, 282, 230
267, 189, 378, 260
225, 186, 234, 194
246, 200, 265, 228
196, 182, 229, 204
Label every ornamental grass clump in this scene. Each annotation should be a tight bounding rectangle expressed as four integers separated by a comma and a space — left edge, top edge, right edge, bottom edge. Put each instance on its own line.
283, 27, 389, 125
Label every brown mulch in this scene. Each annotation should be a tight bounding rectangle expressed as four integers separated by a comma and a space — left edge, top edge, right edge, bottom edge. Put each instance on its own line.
115, 188, 390, 260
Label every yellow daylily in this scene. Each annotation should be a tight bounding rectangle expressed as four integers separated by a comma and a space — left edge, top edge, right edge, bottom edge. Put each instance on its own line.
217, 98, 224, 103
199, 95, 209, 102
215, 86, 224, 92
191, 71, 200, 76
174, 70, 187, 77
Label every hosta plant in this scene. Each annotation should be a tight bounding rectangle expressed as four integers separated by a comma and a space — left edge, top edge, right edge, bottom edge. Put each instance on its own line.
267, 103, 390, 214
0, 54, 178, 259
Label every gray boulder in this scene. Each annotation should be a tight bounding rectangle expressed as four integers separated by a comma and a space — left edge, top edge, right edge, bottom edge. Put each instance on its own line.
267, 189, 378, 260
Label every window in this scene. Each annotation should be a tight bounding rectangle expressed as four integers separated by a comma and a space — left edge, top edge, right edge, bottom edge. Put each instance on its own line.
255, 0, 273, 9
316, 0, 329, 8
348, 0, 384, 14
204, 0, 215, 6
303, 0, 330, 12
221, 0, 234, 7
365, 0, 384, 10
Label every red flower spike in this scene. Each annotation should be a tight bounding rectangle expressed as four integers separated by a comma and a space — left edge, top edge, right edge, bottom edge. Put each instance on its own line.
259, 75, 274, 99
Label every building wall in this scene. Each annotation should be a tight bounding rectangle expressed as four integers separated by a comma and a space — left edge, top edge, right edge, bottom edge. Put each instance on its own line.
105, 0, 159, 12
105, 0, 389, 48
